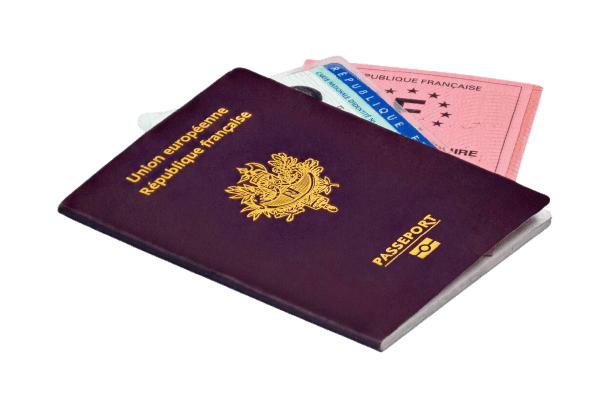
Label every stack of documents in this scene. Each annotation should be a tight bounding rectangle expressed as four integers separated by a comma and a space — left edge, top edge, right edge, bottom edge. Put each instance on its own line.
60, 57, 551, 351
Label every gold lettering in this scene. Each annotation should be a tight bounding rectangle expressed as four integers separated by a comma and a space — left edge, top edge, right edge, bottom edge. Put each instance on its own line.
129, 107, 252, 195
385, 247, 398, 256
372, 215, 442, 267
410, 226, 423, 234
126, 174, 140, 183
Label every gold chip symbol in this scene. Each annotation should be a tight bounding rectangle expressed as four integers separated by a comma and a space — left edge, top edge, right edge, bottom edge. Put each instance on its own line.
409, 238, 440, 259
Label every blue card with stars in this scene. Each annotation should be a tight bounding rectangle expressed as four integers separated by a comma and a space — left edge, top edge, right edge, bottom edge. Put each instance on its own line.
271, 57, 446, 149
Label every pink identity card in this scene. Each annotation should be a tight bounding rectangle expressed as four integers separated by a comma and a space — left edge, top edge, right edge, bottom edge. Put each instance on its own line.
303, 60, 543, 181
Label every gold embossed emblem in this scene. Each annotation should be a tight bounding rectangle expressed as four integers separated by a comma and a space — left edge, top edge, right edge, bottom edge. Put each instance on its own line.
225, 153, 339, 222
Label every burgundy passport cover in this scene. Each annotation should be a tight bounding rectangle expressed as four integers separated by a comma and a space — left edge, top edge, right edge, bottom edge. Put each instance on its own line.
59, 68, 549, 351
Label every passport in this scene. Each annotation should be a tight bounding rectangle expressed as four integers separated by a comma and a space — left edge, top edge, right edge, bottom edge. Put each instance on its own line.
58, 68, 550, 351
